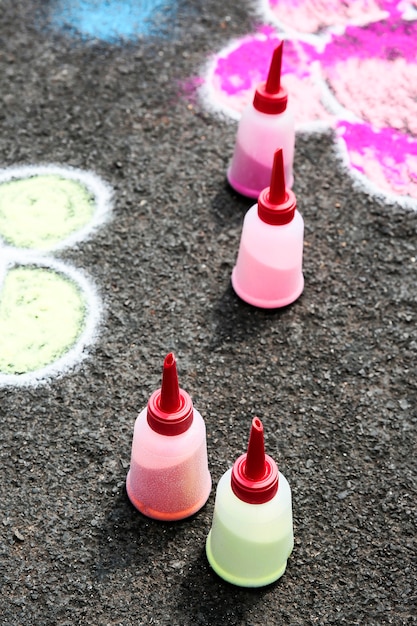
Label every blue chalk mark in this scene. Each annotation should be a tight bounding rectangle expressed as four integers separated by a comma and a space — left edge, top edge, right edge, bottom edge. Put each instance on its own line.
50, 0, 175, 41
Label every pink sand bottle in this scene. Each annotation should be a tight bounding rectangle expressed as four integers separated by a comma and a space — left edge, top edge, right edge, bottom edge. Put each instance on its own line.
126, 352, 212, 521
227, 41, 295, 198
231, 148, 304, 308
206, 417, 294, 587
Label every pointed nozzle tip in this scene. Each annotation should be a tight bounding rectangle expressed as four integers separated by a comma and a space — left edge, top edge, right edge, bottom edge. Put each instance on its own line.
245, 417, 266, 481
231, 416, 279, 504
268, 148, 286, 205
253, 41, 287, 114
164, 352, 176, 369
265, 41, 283, 95
147, 352, 194, 435
257, 148, 296, 225
159, 352, 181, 413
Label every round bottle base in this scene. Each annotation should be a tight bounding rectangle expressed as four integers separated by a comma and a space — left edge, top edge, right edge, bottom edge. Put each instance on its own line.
126, 470, 212, 521
227, 170, 294, 200
231, 269, 304, 309
206, 530, 290, 588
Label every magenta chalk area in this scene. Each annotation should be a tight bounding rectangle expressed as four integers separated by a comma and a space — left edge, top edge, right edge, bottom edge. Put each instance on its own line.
200, 8, 417, 204
316, 18, 417, 65
337, 121, 417, 198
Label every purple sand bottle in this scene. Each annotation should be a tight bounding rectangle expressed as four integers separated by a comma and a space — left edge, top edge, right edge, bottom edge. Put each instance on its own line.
227, 41, 295, 198
126, 353, 212, 521
231, 148, 304, 308
206, 417, 294, 587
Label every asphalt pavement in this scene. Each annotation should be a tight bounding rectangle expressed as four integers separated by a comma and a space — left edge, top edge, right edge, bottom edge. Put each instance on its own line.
0, 1, 416, 624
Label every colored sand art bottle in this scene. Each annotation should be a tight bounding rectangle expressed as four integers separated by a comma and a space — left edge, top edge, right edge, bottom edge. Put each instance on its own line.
227, 41, 295, 198
206, 417, 294, 587
126, 353, 212, 521
231, 148, 304, 308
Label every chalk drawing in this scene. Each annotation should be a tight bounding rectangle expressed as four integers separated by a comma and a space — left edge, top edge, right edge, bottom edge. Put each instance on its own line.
50, 0, 176, 41
200, 29, 335, 130
198, 1, 417, 208
0, 165, 112, 385
257, 0, 389, 34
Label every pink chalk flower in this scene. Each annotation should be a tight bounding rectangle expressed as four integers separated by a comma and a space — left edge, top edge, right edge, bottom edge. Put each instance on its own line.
317, 18, 417, 202
260, 0, 389, 34
198, 2, 417, 205
317, 19, 417, 135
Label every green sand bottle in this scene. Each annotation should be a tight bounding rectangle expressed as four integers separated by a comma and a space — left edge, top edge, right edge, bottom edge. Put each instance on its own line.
206, 417, 294, 587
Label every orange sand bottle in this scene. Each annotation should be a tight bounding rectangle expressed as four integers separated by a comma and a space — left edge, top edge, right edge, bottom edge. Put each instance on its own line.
126, 353, 212, 521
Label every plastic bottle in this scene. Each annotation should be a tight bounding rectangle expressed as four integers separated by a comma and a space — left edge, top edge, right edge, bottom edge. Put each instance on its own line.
126, 353, 212, 521
227, 41, 295, 198
231, 147, 304, 308
206, 417, 294, 587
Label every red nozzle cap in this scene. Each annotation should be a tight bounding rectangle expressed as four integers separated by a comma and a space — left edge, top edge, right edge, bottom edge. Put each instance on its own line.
253, 42, 288, 115
160, 352, 180, 413
231, 417, 279, 504
147, 353, 194, 436
258, 148, 296, 225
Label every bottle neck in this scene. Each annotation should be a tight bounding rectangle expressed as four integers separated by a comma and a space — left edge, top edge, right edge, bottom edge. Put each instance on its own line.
231, 453, 279, 504
147, 388, 194, 435
253, 82, 288, 115
257, 187, 296, 225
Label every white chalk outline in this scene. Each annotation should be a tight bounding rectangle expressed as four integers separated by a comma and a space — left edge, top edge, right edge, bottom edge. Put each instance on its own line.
0, 164, 113, 254
0, 164, 113, 385
400, 1, 417, 21
0, 255, 103, 386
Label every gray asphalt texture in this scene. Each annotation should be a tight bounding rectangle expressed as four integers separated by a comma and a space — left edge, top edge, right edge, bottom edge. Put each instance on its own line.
1, 1, 416, 625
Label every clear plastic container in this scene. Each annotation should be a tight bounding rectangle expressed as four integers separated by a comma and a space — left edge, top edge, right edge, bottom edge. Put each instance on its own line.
228, 102, 295, 197
206, 468, 294, 587
231, 148, 304, 308
227, 41, 295, 198
126, 353, 211, 521
126, 405, 211, 521
232, 202, 304, 308
206, 417, 294, 587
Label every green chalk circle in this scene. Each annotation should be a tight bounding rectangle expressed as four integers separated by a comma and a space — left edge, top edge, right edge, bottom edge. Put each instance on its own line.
0, 164, 112, 384
0, 266, 87, 374
0, 174, 95, 249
